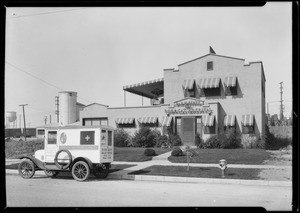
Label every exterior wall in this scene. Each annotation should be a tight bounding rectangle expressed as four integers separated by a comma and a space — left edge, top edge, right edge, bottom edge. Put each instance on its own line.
80, 104, 108, 123
164, 54, 265, 137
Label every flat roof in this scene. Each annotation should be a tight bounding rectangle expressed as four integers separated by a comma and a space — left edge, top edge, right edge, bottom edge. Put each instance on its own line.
43, 125, 114, 130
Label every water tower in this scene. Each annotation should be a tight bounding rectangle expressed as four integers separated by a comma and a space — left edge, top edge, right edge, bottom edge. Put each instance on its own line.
59, 91, 77, 126
6, 111, 17, 128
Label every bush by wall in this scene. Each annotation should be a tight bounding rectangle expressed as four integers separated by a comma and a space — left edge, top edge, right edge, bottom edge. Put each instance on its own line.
144, 148, 156, 156
241, 135, 265, 149
171, 148, 183, 156
195, 133, 204, 148
168, 134, 182, 147
114, 129, 132, 147
155, 135, 169, 148
221, 129, 242, 149
132, 127, 161, 147
203, 135, 221, 149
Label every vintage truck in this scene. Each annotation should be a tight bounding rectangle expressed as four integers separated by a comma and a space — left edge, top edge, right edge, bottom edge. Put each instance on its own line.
18, 125, 114, 181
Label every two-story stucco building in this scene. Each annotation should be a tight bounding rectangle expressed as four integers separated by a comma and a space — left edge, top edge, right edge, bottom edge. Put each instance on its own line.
80, 47, 266, 146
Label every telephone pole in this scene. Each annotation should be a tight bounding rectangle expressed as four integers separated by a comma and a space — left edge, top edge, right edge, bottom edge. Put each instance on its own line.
19, 104, 28, 141
55, 96, 59, 123
44, 116, 47, 125
279, 82, 284, 121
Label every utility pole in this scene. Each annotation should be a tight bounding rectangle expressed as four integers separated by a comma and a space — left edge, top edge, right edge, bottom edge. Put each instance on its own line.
50, 114, 52, 124
44, 116, 47, 125
19, 104, 28, 141
279, 82, 284, 121
55, 96, 59, 123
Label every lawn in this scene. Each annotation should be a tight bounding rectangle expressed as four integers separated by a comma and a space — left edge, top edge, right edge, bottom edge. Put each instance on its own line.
114, 147, 172, 162
129, 165, 262, 180
168, 149, 272, 165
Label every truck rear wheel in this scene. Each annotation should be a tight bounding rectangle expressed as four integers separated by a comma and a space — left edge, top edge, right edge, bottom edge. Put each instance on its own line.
71, 161, 90, 181
93, 163, 109, 179
18, 160, 35, 179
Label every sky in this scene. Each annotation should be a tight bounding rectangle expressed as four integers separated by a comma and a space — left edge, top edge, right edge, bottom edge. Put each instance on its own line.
5, 3, 293, 128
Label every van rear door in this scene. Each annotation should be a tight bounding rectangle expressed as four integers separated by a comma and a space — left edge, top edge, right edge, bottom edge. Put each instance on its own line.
100, 129, 113, 162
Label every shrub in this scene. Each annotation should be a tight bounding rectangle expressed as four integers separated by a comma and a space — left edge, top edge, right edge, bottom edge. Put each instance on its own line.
144, 148, 156, 156
155, 135, 169, 148
221, 129, 242, 149
168, 134, 182, 147
204, 135, 221, 149
171, 148, 183, 156
114, 129, 131, 147
264, 124, 291, 150
195, 133, 204, 148
241, 135, 265, 149
5, 139, 44, 158
132, 127, 161, 147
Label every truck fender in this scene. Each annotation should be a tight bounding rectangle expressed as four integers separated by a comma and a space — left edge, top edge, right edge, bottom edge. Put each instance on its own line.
19, 155, 47, 170
71, 157, 93, 170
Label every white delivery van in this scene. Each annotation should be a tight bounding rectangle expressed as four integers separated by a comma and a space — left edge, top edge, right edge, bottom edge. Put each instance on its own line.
18, 125, 114, 181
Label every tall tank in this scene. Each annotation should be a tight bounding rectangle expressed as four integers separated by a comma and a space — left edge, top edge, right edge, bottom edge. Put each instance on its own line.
6, 111, 17, 128
59, 91, 77, 126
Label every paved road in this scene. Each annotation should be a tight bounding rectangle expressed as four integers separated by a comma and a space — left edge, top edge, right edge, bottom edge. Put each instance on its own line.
5, 174, 292, 210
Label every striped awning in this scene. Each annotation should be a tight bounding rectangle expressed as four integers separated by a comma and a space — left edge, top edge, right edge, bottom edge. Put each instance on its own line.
241, 115, 254, 126
161, 116, 173, 126
198, 78, 220, 89
203, 115, 215, 126
224, 76, 237, 87
115, 118, 135, 124
138, 117, 158, 124
224, 115, 236, 126
182, 79, 195, 90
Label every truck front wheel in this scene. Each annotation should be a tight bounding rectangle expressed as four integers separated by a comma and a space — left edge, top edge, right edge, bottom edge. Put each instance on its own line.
18, 160, 35, 179
71, 161, 90, 181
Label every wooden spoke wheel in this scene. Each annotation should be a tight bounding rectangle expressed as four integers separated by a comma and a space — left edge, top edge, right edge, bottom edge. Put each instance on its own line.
71, 161, 90, 181
93, 163, 109, 179
44, 170, 59, 177
18, 160, 35, 179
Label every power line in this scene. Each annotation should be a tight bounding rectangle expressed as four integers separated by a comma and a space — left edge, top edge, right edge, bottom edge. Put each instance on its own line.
6, 61, 93, 104
7, 8, 87, 19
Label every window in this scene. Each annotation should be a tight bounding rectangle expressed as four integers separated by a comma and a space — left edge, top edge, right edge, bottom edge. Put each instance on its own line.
118, 123, 136, 128
204, 126, 216, 134
224, 126, 236, 132
48, 131, 57, 144
186, 88, 196, 98
107, 131, 112, 146
176, 117, 182, 136
101, 130, 107, 146
242, 126, 254, 134
203, 88, 220, 96
83, 118, 108, 126
37, 129, 45, 135
207, 61, 213, 71
225, 86, 237, 96
196, 117, 202, 134
140, 121, 158, 128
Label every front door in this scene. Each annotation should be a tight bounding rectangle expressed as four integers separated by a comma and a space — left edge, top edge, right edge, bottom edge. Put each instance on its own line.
45, 130, 59, 163
182, 117, 195, 146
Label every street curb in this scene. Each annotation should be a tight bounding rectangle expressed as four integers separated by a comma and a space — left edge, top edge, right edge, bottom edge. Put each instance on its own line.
107, 172, 292, 187
6, 169, 292, 186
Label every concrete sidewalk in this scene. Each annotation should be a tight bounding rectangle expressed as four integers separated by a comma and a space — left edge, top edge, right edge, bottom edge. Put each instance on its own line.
6, 151, 292, 187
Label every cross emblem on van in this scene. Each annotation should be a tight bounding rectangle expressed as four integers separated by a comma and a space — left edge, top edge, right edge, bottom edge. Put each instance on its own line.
85, 135, 90, 141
